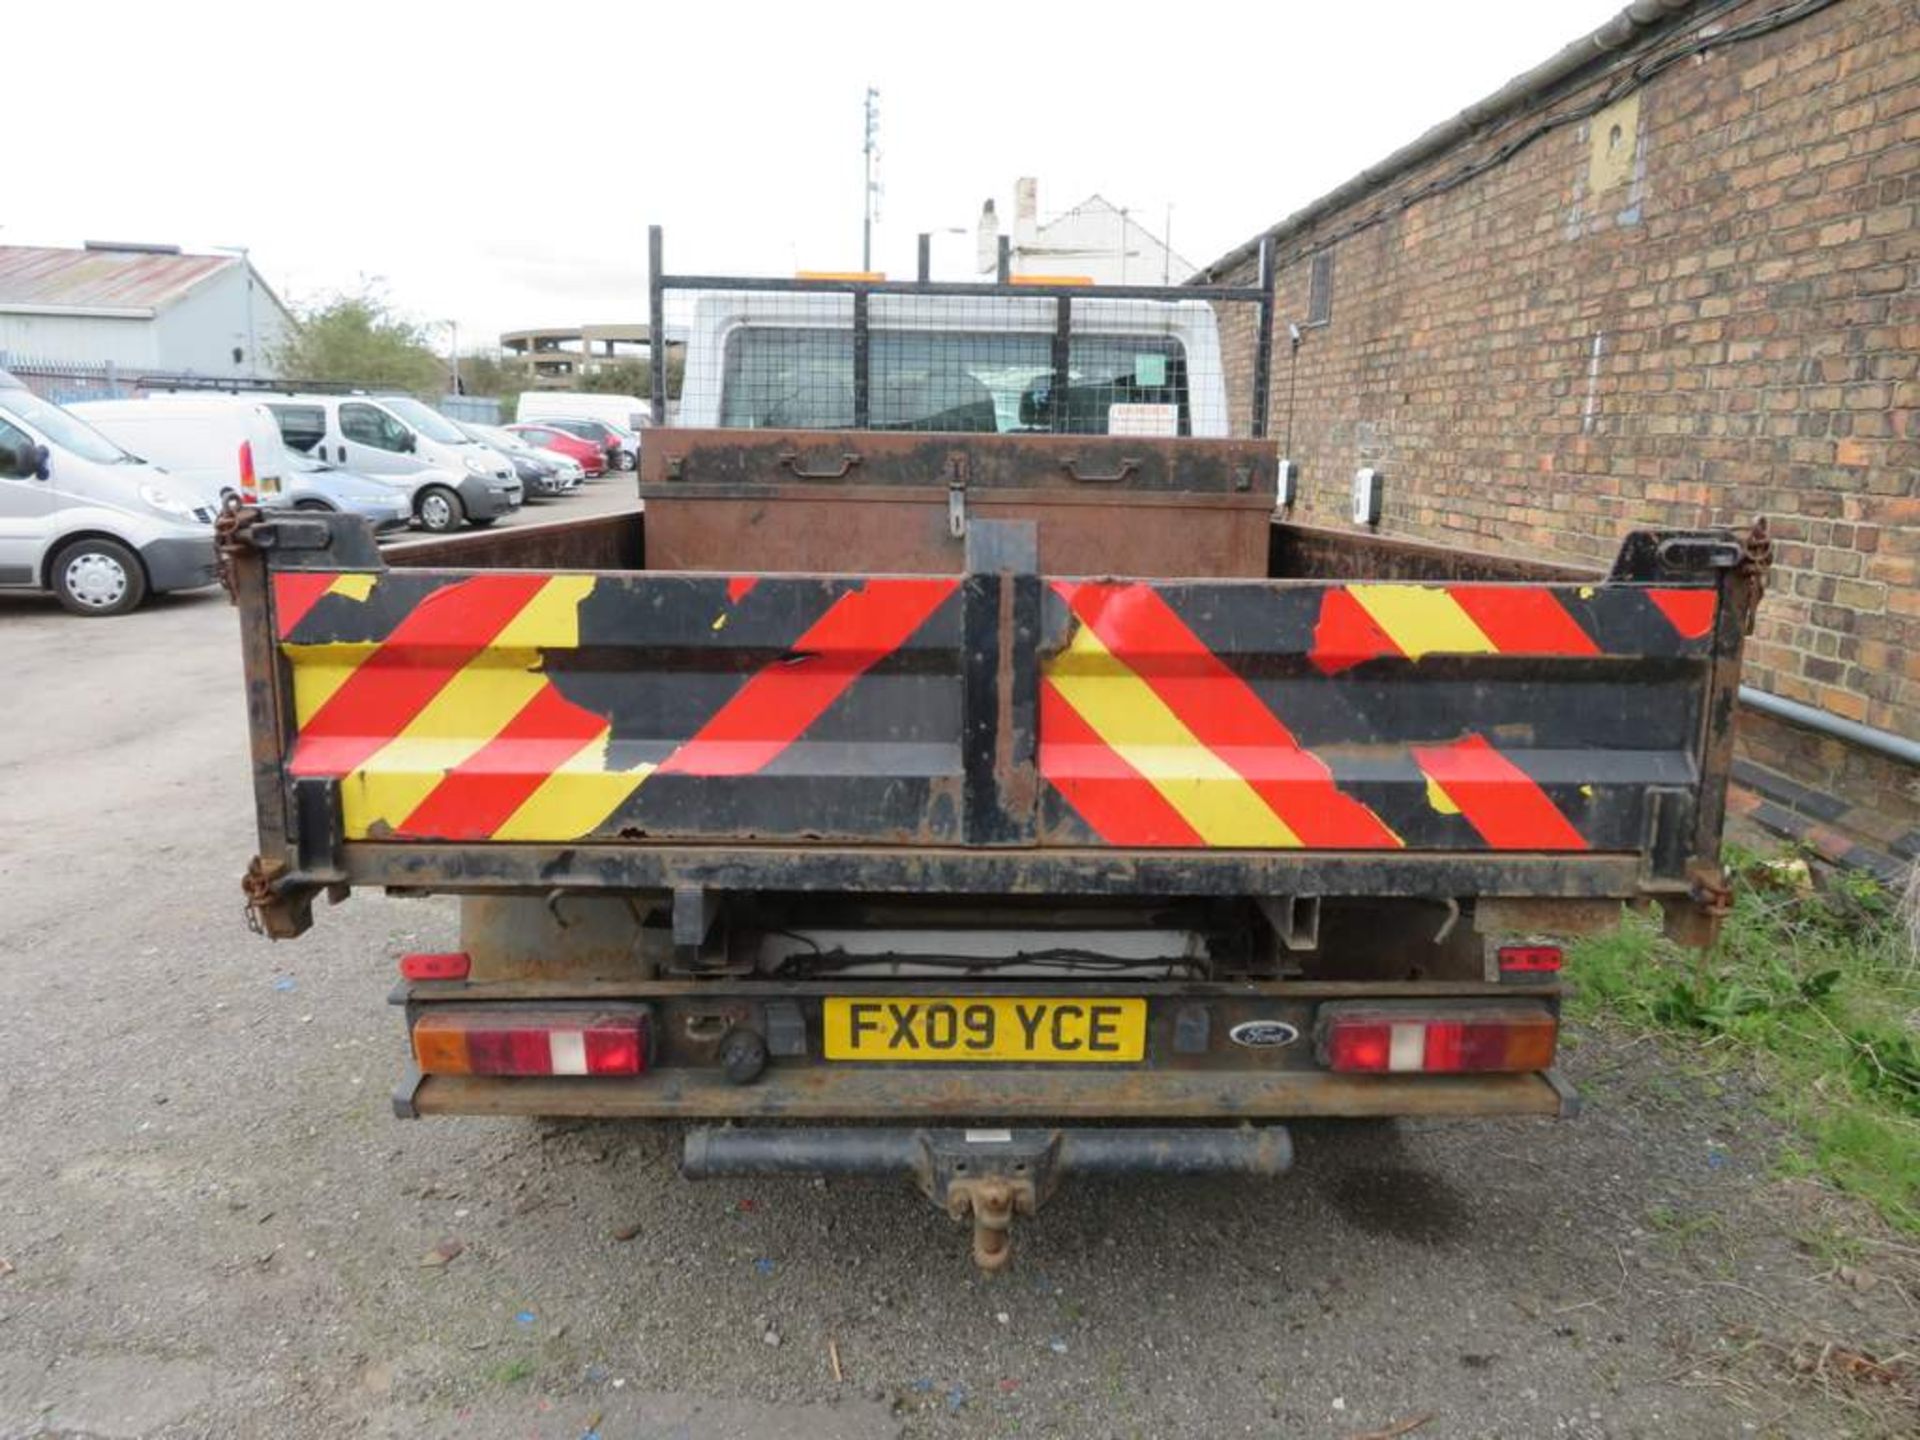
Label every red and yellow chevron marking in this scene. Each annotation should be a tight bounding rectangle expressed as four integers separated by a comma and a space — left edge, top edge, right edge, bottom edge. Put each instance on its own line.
280, 574, 957, 843
658, 578, 956, 778
1308, 582, 1710, 674
1412, 734, 1588, 851
1042, 583, 1400, 849
283, 574, 652, 841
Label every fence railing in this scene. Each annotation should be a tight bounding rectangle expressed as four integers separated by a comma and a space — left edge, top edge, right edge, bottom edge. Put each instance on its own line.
0, 354, 500, 425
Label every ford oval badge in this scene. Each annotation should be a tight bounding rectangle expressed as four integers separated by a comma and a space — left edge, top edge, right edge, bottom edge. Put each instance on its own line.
1229, 1019, 1300, 1049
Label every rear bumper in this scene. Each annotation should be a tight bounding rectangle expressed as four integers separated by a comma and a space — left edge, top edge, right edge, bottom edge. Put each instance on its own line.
397, 1064, 1577, 1122
683, 1123, 1294, 1183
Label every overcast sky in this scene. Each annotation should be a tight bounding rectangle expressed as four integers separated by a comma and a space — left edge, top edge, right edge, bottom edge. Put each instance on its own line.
8, 0, 1623, 349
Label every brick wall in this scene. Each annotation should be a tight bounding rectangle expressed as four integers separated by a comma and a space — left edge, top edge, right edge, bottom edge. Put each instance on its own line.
1211, 0, 1916, 859
1215, 0, 1914, 730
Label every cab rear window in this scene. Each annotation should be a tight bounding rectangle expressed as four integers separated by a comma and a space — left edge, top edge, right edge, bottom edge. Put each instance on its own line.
719, 328, 1188, 435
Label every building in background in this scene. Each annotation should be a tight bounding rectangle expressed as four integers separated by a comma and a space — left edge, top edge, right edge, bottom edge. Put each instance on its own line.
501, 323, 663, 389
975, 178, 1193, 284
0, 241, 292, 377
1198, 0, 1916, 875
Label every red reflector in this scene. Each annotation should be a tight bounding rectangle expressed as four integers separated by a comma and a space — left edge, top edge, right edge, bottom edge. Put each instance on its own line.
400, 952, 471, 981
411, 1009, 649, 1078
1498, 944, 1563, 973
238, 439, 258, 503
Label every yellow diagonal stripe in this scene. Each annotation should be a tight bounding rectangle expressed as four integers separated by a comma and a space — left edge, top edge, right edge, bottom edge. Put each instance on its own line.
339, 651, 551, 837
284, 575, 596, 733
492, 574, 596, 648
1348, 585, 1496, 659
1046, 623, 1300, 847
492, 729, 655, 841
284, 641, 379, 728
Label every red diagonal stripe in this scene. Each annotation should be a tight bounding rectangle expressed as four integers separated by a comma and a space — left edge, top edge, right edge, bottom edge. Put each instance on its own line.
290, 575, 551, 777
392, 681, 611, 840
1646, 588, 1717, 641
1060, 582, 1400, 848
658, 578, 958, 777
1038, 679, 1204, 846
1309, 587, 1402, 675
1412, 735, 1588, 851
1447, 587, 1601, 656
274, 572, 337, 638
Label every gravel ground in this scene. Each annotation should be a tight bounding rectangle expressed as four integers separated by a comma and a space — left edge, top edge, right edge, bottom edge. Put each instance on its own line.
1, 586, 1915, 1440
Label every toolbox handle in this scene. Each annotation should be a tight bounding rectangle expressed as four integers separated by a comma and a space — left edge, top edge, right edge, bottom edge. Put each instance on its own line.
778, 450, 863, 481
1058, 456, 1140, 485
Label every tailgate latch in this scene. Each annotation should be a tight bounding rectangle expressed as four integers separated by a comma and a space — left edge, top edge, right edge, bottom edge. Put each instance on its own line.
946, 454, 968, 539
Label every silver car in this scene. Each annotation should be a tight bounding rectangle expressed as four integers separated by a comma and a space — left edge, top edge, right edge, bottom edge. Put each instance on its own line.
276, 453, 412, 535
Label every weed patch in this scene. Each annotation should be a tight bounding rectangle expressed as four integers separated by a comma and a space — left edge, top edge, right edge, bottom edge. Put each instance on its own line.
1568, 847, 1920, 1232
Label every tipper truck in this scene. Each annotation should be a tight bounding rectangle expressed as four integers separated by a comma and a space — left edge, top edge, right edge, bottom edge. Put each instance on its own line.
224, 229, 1768, 1267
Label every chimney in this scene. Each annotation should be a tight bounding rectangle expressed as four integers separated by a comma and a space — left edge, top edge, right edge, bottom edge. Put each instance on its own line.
976, 199, 999, 275
1013, 177, 1038, 253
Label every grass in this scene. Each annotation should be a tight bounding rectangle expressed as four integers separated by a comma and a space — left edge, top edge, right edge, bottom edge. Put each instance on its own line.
1567, 845, 1920, 1234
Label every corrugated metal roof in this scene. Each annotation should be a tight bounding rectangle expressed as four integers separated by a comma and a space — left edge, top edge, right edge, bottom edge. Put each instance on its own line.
0, 245, 235, 314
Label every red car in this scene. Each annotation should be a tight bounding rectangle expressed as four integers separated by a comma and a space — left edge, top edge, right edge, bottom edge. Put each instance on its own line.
506, 423, 607, 477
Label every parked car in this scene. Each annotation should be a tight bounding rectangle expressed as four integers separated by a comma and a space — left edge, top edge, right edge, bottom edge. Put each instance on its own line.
262, 395, 521, 533
0, 370, 218, 615
537, 416, 637, 471
279, 453, 413, 534
69, 395, 287, 509
516, 391, 648, 435
457, 421, 582, 499
505, 423, 606, 477
75, 396, 412, 537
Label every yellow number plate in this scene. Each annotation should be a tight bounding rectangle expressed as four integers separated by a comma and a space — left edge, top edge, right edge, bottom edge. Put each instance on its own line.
823, 997, 1145, 1063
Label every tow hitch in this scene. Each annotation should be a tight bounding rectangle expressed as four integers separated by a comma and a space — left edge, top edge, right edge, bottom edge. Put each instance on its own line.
682, 1125, 1294, 1270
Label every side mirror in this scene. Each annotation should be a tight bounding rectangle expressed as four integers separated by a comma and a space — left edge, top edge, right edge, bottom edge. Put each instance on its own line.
400, 432, 417, 454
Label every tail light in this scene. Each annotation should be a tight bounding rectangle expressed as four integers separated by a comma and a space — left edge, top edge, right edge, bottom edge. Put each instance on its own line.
237, 440, 258, 503
412, 1008, 649, 1077
1320, 1003, 1557, 1074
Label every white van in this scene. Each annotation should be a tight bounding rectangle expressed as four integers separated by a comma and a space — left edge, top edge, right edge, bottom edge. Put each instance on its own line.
73, 396, 413, 535
68, 396, 289, 509
0, 372, 219, 615
674, 293, 1227, 437
262, 393, 521, 532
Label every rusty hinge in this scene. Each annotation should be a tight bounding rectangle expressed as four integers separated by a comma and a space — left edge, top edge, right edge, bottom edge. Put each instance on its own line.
240, 855, 315, 940
213, 494, 251, 604
1663, 860, 1733, 948
240, 854, 287, 935
1735, 515, 1772, 636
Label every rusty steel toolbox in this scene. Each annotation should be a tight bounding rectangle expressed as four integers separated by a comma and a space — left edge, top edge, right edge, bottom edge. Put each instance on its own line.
226, 230, 1763, 1266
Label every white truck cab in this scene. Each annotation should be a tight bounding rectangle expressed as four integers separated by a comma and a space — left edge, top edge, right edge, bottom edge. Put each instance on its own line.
0, 372, 219, 615
674, 292, 1228, 438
